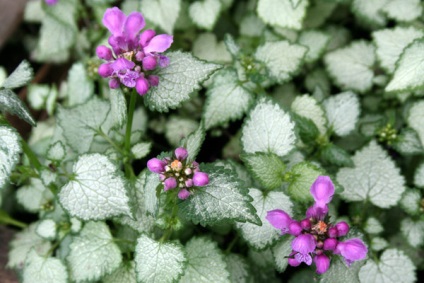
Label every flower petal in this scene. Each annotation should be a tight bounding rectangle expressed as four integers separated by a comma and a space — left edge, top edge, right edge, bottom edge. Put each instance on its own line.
143, 34, 174, 54
124, 12, 145, 40
314, 254, 330, 274
336, 238, 368, 263
292, 234, 316, 254
102, 7, 126, 36
294, 252, 313, 266
266, 209, 292, 234
310, 176, 335, 208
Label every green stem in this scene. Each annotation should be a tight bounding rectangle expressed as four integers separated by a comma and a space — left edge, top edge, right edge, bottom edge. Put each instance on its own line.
160, 197, 179, 243
21, 139, 42, 173
225, 234, 239, 254
0, 209, 27, 229
124, 90, 137, 178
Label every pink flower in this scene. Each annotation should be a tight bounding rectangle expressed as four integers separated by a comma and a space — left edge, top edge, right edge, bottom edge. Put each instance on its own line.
266, 209, 293, 234
314, 254, 331, 274
336, 238, 368, 266
310, 176, 335, 209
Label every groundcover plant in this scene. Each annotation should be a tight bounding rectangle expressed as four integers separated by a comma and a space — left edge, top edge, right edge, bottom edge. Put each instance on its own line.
0, 0, 423, 282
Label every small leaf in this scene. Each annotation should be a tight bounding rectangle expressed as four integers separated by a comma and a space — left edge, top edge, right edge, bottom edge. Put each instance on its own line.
179, 164, 260, 226
166, 116, 199, 147
358, 249, 416, 283
67, 62, 94, 106
59, 154, 130, 220
224, 254, 250, 283
324, 41, 375, 93
46, 141, 66, 162
103, 262, 136, 283
67, 222, 122, 282
145, 51, 221, 112
109, 88, 127, 129
242, 98, 296, 157
2, 60, 33, 89
364, 217, 384, 234
400, 189, 421, 215
320, 257, 364, 283
407, 101, 424, 149
27, 84, 50, 110
0, 89, 36, 126
272, 236, 293, 272
298, 30, 330, 63
240, 14, 265, 37
180, 237, 230, 283
401, 218, 424, 248
392, 128, 423, 156
223, 34, 240, 58
204, 69, 254, 130
324, 91, 360, 137
140, 0, 181, 34
386, 38, 424, 93
36, 219, 57, 240
291, 113, 321, 144
352, 0, 387, 27
192, 33, 232, 63
135, 234, 186, 283
189, 0, 221, 30
241, 153, 285, 190
23, 250, 68, 283
321, 144, 354, 167
0, 126, 22, 190
8, 223, 52, 268
255, 41, 307, 83
337, 141, 405, 208
236, 188, 293, 250
180, 123, 205, 163
291, 94, 327, 135
414, 162, 424, 188
382, 0, 422, 22
257, 0, 308, 30
372, 26, 423, 74
287, 162, 325, 203
131, 142, 151, 159
16, 178, 54, 213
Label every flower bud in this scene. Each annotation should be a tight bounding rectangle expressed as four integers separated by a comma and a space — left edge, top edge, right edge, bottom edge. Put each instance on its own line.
148, 75, 160, 86
109, 78, 120, 89
178, 188, 191, 200
159, 55, 170, 68
314, 254, 330, 274
300, 219, 311, 230
135, 51, 145, 61
163, 177, 177, 191
335, 221, 350, 237
323, 238, 338, 251
185, 179, 193, 188
175, 147, 188, 160
184, 168, 192, 176
98, 63, 113, 77
96, 45, 113, 61
147, 158, 166, 173
142, 56, 157, 70
289, 221, 302, 236
328, 227, 338, 238
288, 253, 301, 267
193, 172, 209, 186
135, 76, 149, 96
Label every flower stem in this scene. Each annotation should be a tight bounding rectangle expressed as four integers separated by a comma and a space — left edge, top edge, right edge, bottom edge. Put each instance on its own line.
124, 90, 137, 178
0, 209, 27, 229
21, 139, 42, 173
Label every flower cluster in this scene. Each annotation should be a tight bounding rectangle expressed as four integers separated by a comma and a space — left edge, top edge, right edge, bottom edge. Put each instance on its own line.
97, 7, 173, 95
147, 147, 209, 200
266, 176, 367, 274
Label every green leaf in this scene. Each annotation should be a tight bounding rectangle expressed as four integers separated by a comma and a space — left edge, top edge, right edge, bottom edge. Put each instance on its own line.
135, 234, 186, 283
324, 41, 375, 93
324, 91, 360, 137
241, 153, 285, 190
179, 123, 205, 163
67, 222, 122, 282
223, 34, 240, 58
103, 262, 136, 283
337, 140, 405, 208
240, 14, 266, 37
272, 236, 293, 272
23, 250, 68, 283
16, 178, 54, 213
242, 98, 296, 157
236, 188, 293, 250
400, 189, 421, 215
321, 144, 354, 167
59, 154, 130, 220
145, 51, 221, 112
320, 257, 364, 283
255, 41, 307, 83
8, 223, 52, 268
2, 60, 33, 89
189, 0, 221, 30
401, 218, 424, 248
352, 0, 387, 27
46, 141, 66, 162
291, 94, 327, 135
358, 249, 416, 283
192, 33, 232, 63
67, 62, 94, 106
224, 254, 250, 283
386, 39, 424, 93
407, 101, 424, 149
180, 237, 230, 283
298, 30, 330, 63
287, 162, 325, 203
140, 0, 181, 34
382, 0, 422, 22
179, 164, 260, 226
372, 26, 423, 74
204, 69, 254, 130
109, 88, 127, 129
291, 113, 320, 144
57, 96, 111, 154
36, 219, 57, 240
166, 116, 199, 147
0, 126, 22, 190
364, 217, 384, 234
27, 84, 49, 110
371, 237, 388, 252
392, 128, 423, 155
414, 162, 424, 188
131, 142, 151, 159
0, 89, 36, 126
257, 0, 308, 30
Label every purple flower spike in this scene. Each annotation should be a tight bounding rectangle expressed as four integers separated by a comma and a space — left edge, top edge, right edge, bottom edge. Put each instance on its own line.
164, 177, 177, 191
96, 45, 113, 61
314, 254, 330, 274
147, 158, 166, 173
289, 221, 302, 236
336, 238, 368, 265
335, 221, 350, 237
175, 147, 188, 160
266, 209, 292, 234
102, 7, 126, 36
193, 172, 209, 186
310, 176, 335, 209
136, 76, 149, 96
323, 238, 338, 251
178, 189, 191, 200
143, 34, 174, 55
292, 234, 316, 255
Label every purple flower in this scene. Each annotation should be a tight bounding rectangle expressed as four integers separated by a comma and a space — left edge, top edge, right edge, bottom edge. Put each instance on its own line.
266, 176, 368, 274
147, 147, 209, 199
97, 7, 173, 95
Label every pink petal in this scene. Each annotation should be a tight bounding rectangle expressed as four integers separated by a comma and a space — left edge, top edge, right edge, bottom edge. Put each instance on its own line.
143, 34, 173, 54
266, 209, 292, 234
294, 252, 313, 266
102, 7, 126, 36
336, 238, 368, 263
292, 234, 316, 254
310, 176, 335, 208
124, 12, 145, 40
314, 254, 330, 274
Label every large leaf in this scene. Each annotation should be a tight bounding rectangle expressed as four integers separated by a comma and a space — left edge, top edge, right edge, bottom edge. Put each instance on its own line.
337, 141, 405, 208
400, 218, 424, 248
382, 0, 422, 22
145, 51, 220, 112
66, 62, 94, 106
67, 222, 122, 282
257, 0, 308, 30
236, 189, 293, 250
103, 262, 136, 283
189, 0, 221, 30
59, 154, 130, 220
180, 123, 205, 163
135, 234, 186, 283
242, 98, 296, 157
179, 164, 260, 226
140, 0, 181, 34
0, 89, 36, 126
23, 250, 68, 283
0, 126, 21, 190
2, 60, 33, 89
320, 257, 364, 283
180, 237, 230, 283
